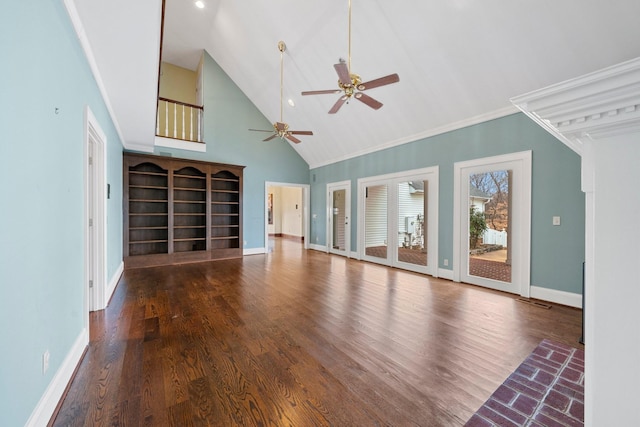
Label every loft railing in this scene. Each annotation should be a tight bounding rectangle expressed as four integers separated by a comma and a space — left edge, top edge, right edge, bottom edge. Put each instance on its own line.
156, 97, 204, 143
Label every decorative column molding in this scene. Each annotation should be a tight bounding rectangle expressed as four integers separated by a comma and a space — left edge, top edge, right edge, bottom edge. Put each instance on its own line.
512, 57, 640, 427
510, 57, 640, 156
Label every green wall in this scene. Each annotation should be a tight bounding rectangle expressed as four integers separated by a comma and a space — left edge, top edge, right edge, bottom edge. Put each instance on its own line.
0, 1, 124, 425
152, 52, 310, 249
309, 114, 585, 294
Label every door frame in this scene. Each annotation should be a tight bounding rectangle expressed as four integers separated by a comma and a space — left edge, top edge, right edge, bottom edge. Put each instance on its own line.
453, 151, 531, 296
84, 106, 107, 315
264, 182, 310, 251
326, 180, 351, 257
357, 166, 439, 276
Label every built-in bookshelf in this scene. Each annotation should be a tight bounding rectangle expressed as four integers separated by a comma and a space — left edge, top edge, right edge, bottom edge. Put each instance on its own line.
211, 170, 241, 251
123, 153, 244, 268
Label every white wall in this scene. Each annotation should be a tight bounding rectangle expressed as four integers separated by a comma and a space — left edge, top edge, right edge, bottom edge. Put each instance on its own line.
586, 133, 640, 426
268, 186, 303, 237
267, 186, 281, 235
280, 187, 303, 237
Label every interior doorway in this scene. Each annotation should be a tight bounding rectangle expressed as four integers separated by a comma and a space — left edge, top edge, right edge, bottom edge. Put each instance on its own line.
327, 181, 351, 257
453, 151, 531, 296
265, 182, 310, 253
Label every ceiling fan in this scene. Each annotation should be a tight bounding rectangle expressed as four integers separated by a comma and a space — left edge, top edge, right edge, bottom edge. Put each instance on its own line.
249, 41, 313, 144
301, 0, 400, 114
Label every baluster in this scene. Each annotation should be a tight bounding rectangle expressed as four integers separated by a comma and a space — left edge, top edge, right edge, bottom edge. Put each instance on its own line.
189, 106, 193, 141
156, 105, 159, 135
181, 105, 185, 139
198, 108, 202, 142
164, 101, 168, 137
173, 103, 177, 138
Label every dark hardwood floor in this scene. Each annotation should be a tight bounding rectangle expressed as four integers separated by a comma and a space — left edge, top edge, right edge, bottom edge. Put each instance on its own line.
51, 238, 583, 426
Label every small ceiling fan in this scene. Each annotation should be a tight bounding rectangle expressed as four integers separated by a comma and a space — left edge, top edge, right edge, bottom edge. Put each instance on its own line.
301, 0, 400, 114
249, 41, 313, 144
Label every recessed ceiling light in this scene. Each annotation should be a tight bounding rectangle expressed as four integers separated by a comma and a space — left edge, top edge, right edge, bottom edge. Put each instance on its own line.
195, 1, 205, 9
287, 99, 295, 107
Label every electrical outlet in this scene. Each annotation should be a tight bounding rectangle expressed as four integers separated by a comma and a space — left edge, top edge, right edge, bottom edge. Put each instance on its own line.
553, 216, 561, 226
444, 259, 449, 266
43, 350, 50, 375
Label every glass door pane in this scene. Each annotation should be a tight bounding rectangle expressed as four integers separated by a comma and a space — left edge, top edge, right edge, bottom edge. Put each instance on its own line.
364, 184, 388, 260
396, 180, 427, 267
331, 189, 346, 251
467, 170, 511, 283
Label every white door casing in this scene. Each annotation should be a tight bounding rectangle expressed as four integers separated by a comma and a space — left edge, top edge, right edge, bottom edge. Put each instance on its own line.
453, 151, 531, 296
84, 106, 107, 314
327, 181, 351, 257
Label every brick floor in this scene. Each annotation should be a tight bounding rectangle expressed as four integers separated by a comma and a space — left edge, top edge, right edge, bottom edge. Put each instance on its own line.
365, 246, 512, 282
465, 340, 584, 427
469, 257, 511, 282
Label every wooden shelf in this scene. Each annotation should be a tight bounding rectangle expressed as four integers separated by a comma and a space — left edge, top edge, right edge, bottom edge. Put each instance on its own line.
124, 153, 244, 268
130, 226, 168, 230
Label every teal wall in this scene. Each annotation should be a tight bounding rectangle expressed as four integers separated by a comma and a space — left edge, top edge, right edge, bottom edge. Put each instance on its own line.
151, 52, 310, 249
0, 2, 584, 425
0, 1, 124, 425
310, 114, 585, 294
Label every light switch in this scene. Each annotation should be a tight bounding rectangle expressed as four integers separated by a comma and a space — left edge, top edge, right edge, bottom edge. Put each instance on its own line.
553, 216, 561, 226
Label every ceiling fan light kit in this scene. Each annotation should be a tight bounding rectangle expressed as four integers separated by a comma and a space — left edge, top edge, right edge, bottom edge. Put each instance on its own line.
301, 0, 400, 114
248, 41, 313, 144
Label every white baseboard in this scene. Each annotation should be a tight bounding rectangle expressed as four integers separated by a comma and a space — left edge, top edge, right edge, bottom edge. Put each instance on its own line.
530, 286, 582, 308
244, 247, 267, 256
26, 328, 89, 427
437, 268, 454, 281
350, 251, 359, 259
105, 261, 124, 308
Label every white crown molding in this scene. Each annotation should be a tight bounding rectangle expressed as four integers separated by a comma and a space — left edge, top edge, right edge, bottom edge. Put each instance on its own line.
63, 0, 126, 148
308, 105, 519, 169
511, 57, 640, 155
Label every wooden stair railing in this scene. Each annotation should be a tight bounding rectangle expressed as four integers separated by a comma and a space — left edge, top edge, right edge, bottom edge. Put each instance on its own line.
156, 97, 204, 143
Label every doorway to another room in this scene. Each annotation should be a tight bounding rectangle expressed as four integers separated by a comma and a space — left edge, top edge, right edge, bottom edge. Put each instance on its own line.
265, 183, 309, 253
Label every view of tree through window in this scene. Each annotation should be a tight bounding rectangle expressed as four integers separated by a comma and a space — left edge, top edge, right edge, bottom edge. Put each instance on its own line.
470, 170, 509, 231
468, 170, 511, 282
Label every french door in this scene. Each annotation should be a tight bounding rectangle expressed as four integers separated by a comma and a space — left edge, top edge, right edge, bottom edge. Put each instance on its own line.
454, 151, 531, 296
358, 167, 439, 276
327, 181, 351, 257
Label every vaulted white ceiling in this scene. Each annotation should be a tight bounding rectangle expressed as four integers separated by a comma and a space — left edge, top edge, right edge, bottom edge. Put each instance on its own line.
72, 0, 640, 168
